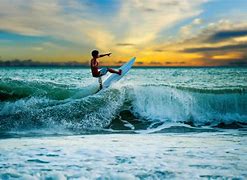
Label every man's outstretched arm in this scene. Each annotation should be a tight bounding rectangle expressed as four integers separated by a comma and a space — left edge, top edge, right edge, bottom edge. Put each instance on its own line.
99, 53, 111, 58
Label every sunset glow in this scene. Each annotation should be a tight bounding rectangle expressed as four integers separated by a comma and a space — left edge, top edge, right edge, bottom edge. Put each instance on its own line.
0, 0, 247, 66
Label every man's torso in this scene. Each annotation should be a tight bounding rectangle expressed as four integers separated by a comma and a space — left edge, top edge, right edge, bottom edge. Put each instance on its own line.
91, 58, 100, 77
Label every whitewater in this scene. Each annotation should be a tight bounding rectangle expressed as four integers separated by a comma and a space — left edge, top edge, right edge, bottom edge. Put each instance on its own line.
0, 67, 247, 179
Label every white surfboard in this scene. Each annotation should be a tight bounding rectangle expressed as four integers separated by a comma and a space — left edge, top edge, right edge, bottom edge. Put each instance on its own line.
102, 57, 136, 89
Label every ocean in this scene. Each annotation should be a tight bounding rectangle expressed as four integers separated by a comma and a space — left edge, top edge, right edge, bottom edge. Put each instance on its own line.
0, 67, 246, 179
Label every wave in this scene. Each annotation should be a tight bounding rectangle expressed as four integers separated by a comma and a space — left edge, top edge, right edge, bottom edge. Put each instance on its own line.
139, 84, 247, 94
0, 88, 125, 131
130, 85, 247, 126
0, 80, 247, 132
0, 78, 78, 101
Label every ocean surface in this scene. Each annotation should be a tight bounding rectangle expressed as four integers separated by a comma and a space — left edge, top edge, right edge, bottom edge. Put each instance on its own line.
0, 67, 247, 179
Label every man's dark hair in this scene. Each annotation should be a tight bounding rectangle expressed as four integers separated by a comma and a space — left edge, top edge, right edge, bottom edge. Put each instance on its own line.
91, 50, 99, 57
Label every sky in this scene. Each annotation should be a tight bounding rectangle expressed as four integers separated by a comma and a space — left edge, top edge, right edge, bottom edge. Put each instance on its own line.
0, 0, 247, 66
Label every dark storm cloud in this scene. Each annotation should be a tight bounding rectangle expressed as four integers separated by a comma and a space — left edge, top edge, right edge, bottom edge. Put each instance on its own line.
207, 30, 247, 42
183, 43, 247, 53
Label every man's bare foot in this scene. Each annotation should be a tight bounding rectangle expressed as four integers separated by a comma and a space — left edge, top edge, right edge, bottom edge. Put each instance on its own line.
118, 69, 122, 75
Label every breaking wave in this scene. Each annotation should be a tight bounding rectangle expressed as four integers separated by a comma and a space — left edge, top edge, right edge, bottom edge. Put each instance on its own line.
130, 85, 247, 126
0, 79, 247, 133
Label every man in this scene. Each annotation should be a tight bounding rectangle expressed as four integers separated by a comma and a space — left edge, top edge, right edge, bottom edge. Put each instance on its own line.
90, 50, 122, 89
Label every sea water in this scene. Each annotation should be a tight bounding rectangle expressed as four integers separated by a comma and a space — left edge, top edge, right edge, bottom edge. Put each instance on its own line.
0, 67, 246, 179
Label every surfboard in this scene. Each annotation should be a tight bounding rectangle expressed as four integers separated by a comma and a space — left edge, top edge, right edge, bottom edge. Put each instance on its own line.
102, 57, 136, 89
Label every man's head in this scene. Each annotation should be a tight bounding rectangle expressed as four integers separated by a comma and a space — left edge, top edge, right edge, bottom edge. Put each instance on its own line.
91, 50, 99, 58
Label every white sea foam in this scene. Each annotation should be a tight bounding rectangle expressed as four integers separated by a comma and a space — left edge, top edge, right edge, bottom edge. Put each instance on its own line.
0, 133, 246, 179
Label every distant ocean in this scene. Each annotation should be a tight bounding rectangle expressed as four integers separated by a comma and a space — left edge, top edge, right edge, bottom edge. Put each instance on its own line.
0, 67, 246, 179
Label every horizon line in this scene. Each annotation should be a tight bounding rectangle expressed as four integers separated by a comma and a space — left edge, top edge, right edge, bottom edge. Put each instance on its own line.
1, 59, 246, 67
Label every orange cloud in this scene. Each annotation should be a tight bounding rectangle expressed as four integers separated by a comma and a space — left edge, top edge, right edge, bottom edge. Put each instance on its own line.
212, 53, 243, 60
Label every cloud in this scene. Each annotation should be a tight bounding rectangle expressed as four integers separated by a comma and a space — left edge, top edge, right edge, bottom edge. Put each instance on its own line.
174, 20, 247, 53
192, 18, 203, 25
164, 61, 185, 65
150, 19, 247, 66
32, 47, 44, 51
0, 0, 101, 46
0, 1, 60, 36
116, 43, 135, 46
136, 61, 144, 65
183, 43, 247, 53
142, 8, 157, 12
211, 52, 243, 60
0, 1, 209, 57
149, 61, 162, 65
89, 0, 208, 57
117, 0, 207, 46
207, 30, 247, 42
180, 18, 203, 38
154, 49, 165, 52
6, 0, 246, 66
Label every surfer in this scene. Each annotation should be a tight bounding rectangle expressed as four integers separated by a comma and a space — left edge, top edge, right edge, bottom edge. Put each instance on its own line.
91, 50, 122, 89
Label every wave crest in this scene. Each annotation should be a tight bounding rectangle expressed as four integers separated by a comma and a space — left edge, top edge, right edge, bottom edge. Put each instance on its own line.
130, 85, 247, 126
